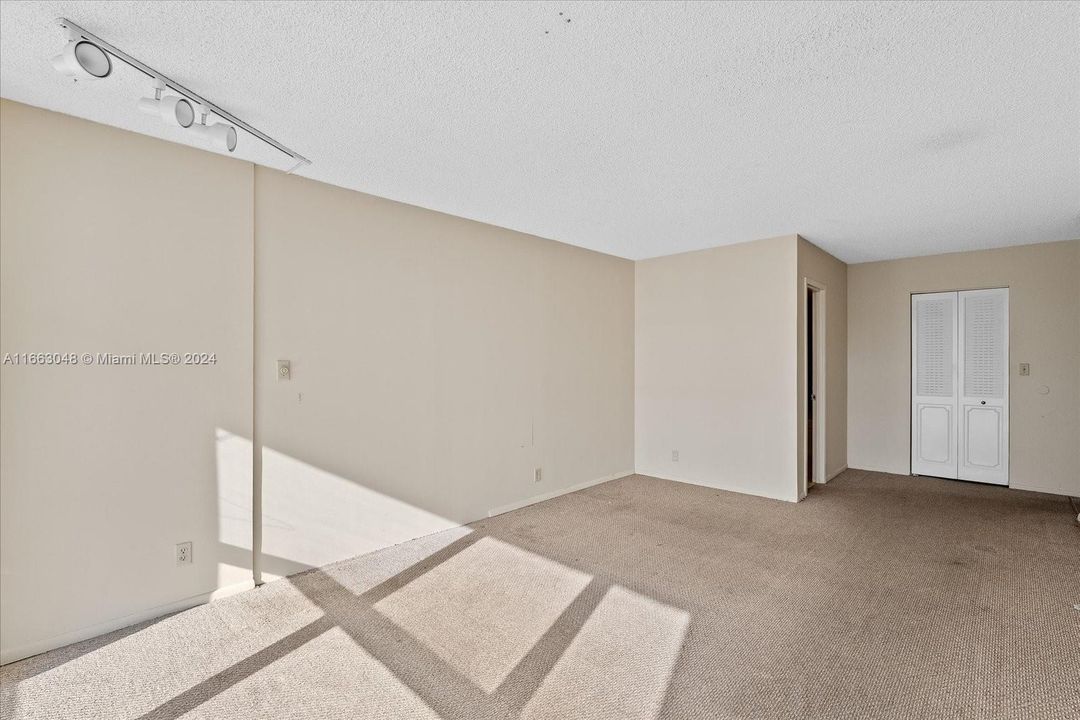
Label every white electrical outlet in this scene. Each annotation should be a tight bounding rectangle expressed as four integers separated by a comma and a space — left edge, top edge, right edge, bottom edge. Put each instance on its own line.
672, 450, 680, 462
534, 467, 542, 483
176, 541, 192, 566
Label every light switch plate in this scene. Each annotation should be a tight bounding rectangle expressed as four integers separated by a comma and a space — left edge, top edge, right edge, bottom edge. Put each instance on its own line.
277, 359, 290, 380
1019, 362, 1030, 376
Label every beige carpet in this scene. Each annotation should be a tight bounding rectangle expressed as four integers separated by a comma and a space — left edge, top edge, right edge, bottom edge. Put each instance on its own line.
2, 470, 1078, 719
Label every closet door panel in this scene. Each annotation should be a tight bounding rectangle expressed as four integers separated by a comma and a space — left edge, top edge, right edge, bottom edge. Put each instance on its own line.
911, 292, 959, 479
958, 288, 1009, 485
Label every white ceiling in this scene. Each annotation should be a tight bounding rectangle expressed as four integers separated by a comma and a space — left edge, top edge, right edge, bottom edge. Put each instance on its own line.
2, 1, 1077, 262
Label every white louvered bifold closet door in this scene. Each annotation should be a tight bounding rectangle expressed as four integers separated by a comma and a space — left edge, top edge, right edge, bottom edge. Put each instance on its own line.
911, 292, 959, 479
957, 288, 1009, 485
911, 288, 1009, 485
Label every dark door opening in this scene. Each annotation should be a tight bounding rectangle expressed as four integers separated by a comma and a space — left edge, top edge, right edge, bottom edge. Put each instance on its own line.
807, 286, 815, 488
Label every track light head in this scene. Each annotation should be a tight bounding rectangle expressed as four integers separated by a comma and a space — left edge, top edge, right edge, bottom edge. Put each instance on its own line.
192, 121, 238, 153
137, 94, 195, 128
51, 39, 111, 80
137, 80, 195, 128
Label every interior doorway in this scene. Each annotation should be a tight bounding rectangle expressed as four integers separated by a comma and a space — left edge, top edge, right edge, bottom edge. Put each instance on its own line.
807, 286, 815, 488
801, 279, 826, 500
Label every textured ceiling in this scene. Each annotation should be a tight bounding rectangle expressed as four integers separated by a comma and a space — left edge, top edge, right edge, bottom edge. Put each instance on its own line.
1, 1, 1077, 262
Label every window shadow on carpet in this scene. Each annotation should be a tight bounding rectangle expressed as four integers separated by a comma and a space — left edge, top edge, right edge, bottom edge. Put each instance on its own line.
131, 528, 689, 720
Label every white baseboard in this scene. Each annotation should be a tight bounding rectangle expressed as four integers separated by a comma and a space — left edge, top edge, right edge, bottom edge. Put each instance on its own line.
1006, 480, 1080, 498
848, 466, 1077, 498
825, 465, 848, 482
636, 470, 798, 503
0, 579, 255, 666
488, 470, 635, 517
209, 579, 256, 601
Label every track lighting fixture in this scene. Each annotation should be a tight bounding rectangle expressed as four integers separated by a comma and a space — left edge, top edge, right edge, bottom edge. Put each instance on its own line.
137, 80, 195, 128
51, 29, 111, 80
51, 18, 306, 168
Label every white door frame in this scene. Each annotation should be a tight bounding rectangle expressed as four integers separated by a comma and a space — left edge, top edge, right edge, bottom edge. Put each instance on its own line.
800, 278, 826, 500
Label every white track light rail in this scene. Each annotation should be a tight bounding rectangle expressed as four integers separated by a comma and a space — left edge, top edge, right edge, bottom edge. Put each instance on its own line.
55, 17, 310, 172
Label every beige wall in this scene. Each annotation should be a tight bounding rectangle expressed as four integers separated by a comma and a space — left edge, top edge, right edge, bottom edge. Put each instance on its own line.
0, 100, 635, 661
848, 240, 1080, 496
0, 100, 255, 663
254, 169, 635, 578
797, 237, 849, 489
635, 235, 801, 502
